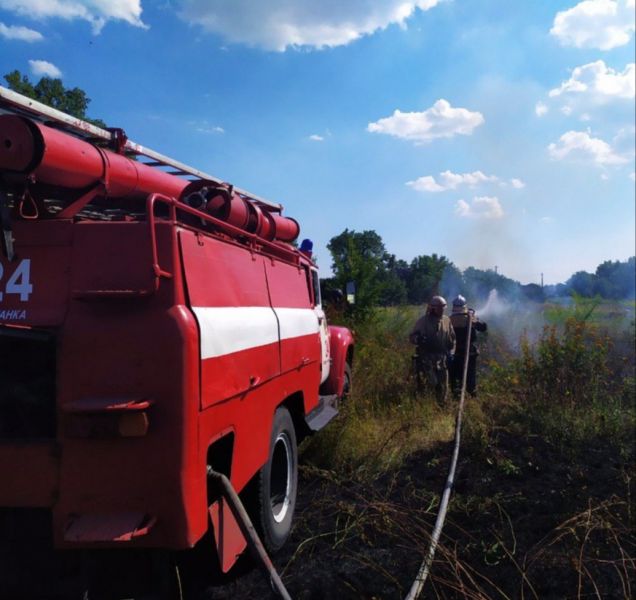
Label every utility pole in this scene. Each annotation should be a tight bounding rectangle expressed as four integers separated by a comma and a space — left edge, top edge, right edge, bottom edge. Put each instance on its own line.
541, 273, 544, 288
494, 265, 498, 275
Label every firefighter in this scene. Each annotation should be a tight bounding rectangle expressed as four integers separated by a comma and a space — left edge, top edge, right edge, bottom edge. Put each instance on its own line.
409, 295, 456, 403
449, 295, 488, 397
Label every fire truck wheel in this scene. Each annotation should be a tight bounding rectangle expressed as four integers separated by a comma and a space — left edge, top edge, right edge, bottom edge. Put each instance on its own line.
256, 407, 298, 553
342, 362, 352, 400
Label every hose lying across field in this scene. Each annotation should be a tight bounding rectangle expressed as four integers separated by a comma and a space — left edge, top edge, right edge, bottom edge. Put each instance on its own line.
405, 312, 473, 600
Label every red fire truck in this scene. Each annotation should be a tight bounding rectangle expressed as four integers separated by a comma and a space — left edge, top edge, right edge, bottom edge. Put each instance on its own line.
0, 86, 353, 594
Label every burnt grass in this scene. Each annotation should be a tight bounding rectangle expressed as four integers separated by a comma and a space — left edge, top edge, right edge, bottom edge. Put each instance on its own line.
206, 424, 635, 600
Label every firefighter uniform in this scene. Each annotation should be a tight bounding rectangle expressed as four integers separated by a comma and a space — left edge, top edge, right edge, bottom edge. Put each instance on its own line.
449, 306, 487, 396
409, 309, 455, 403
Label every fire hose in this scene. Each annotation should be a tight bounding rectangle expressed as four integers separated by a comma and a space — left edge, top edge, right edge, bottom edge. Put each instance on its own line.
405, 312, 473, 600
207, 470, 292, 600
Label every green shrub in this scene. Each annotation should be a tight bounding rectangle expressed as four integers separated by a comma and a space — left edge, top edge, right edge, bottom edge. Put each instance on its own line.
485, 312, 635, 453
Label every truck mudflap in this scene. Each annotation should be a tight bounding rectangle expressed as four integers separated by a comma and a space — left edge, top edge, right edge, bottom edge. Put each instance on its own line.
209, 498, 247, 573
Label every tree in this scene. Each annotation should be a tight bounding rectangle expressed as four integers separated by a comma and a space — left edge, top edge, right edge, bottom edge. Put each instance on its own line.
562, 257, 635, 299
4, 70, 106, 128
595, 257, 635, 299
327, 229, 392, 319
406, 254, 451, 304
567, 271, 598, 297
377, 253, 408, 306
4, 70, 34, 97
521, 283, 545, 302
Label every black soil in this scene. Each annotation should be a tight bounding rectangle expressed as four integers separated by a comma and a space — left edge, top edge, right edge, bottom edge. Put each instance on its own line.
204, 430, 635, 600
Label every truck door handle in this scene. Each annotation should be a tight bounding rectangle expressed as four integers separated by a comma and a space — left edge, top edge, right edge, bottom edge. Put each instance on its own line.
249, 376, 261, 387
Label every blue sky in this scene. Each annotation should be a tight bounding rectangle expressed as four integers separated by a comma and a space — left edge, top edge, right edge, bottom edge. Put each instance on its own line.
1, 0, 634, 284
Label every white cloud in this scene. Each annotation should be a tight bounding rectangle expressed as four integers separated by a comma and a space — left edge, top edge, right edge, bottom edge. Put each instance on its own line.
535, 101, 548, 116
629, 172, 635, 181
407, 170, 497, 192
190, 120, 224, 134
198, 125, 224, 134
549, 61, 635, 101
455, 196, 504, 220
178, 0, 442, 51
308, 134, 324, 142
368, 99, 484, 144
548, 130, 628, 165
407, 170, 525, 192
28, 59, 62, 78
561, 105, 573, 116
0, 0, 147, 34
550, 0, 635, 50
407, 176, 446, 192
0, 21, 43, 41
540, 216, 554, 224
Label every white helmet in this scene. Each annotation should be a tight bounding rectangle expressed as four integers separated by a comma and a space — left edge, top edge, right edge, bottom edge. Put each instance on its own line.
452, 295, 467, 308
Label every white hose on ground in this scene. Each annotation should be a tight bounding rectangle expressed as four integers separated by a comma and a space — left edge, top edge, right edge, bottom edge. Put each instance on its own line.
404, 312, 473, 600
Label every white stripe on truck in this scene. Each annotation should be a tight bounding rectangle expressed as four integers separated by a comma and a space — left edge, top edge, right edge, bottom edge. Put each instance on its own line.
192, 306, 319, 360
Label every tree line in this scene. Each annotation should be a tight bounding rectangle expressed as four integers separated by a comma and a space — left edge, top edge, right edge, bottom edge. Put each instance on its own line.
322, 229, 635, 318
566, 257, 636, 300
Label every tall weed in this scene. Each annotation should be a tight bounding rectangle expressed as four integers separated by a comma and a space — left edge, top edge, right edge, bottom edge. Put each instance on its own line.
484, 311, 635, 454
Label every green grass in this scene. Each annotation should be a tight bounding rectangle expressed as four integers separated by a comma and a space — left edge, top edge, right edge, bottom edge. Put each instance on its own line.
306, 300, 635, 476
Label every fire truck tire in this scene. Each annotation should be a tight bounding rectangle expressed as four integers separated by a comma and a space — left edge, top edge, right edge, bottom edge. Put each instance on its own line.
255, 407, 298, 553
342, 362, 352, 400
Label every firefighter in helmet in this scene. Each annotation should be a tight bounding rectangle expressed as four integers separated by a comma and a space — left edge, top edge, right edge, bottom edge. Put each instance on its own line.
449, 295, 487, 397
409, 295, 456, 403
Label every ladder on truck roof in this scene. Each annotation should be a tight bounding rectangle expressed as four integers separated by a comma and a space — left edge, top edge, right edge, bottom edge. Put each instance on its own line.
0, 85, 282, 212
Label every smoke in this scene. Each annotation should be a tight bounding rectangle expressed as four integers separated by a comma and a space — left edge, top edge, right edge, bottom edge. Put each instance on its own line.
474, 289, 510, 319
471, 287, 545, 355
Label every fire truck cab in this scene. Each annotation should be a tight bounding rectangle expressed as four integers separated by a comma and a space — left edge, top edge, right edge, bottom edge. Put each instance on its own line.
0, 86, 353, 592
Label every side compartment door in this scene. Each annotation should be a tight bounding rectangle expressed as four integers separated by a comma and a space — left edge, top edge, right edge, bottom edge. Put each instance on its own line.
179, 231, 280, 409
265, 259, 321, 379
